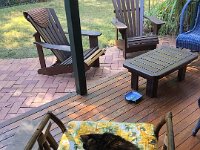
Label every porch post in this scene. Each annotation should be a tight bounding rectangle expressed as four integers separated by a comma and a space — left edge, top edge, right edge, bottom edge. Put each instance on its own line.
64, 0, 87, 95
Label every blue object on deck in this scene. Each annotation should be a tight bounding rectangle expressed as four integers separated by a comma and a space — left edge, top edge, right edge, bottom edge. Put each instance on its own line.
125, 91, 142, 102
176, 0, 200, 52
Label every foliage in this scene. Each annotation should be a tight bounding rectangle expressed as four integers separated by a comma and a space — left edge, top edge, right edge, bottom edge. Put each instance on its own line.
147, 0, 199, 35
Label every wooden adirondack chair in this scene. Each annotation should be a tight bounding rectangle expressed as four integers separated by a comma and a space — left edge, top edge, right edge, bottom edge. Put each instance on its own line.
112, 0, 165, 59
23, 8, 105, 76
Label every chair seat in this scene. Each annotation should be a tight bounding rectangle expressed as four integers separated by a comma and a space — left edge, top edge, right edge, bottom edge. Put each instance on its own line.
176, 31, 200, 51
61, 47, 99, 66
58, 121, 158, 150
127, 36, 159, 48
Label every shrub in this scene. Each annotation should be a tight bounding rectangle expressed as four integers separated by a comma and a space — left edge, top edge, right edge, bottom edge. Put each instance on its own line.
148, 0, 199, 35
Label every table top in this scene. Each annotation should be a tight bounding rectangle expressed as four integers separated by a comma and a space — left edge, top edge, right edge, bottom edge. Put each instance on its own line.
123, 47, 198, 77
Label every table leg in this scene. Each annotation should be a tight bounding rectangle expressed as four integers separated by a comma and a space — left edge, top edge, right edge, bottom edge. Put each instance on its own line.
131, 73, 138, 90
178, 66, 187, 81
146, 78, 158, 98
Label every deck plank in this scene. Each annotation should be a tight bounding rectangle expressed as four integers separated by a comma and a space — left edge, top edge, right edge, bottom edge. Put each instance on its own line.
0, 59, 200, 149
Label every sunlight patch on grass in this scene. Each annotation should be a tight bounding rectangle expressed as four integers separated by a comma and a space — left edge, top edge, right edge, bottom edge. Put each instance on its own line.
3, 29, 26, 42
1, 16, 35, 49
0, 0, 115, 58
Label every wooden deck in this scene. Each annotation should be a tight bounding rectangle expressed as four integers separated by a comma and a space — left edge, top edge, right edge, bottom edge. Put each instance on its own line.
0, 57, 200, 149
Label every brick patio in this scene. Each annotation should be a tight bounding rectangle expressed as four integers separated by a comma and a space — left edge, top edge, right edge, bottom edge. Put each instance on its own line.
0, 36, 176, 123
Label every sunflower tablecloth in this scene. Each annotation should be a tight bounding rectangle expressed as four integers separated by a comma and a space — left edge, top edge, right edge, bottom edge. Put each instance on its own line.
58, 121, 157, 150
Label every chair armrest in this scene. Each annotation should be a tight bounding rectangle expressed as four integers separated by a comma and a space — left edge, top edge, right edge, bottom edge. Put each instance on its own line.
64, 30, 101, 49
179, 0, 193, 33
111, 18, 127, 30
144, 15, 165, 25
154, 112, 175, 150
25, 112, 67, 150
64, 30, 102, 37
34, 42, 71, 52
144, 15, 165, 35
81, 30, 102, 37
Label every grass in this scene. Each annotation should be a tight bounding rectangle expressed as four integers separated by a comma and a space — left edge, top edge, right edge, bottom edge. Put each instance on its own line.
0, 0, 115, 58
1, 0, 194, 59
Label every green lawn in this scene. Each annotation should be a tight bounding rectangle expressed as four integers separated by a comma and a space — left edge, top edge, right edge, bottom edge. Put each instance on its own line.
0, 0, 115, 59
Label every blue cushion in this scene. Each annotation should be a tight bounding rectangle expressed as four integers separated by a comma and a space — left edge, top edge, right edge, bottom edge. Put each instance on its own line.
176, 31, 200, 51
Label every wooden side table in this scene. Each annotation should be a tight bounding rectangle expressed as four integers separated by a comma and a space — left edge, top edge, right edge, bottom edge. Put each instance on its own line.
123, 47, 198, 97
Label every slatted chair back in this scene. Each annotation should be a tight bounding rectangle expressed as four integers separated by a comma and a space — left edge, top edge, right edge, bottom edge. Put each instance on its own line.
112, 0, 144, 37
23, 8, 70, 62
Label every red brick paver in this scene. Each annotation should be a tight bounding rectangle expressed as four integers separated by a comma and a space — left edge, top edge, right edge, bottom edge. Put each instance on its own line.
0, 36, 176, 123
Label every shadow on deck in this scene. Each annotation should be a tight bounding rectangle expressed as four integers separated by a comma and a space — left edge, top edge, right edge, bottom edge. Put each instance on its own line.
0, 55, 200, 149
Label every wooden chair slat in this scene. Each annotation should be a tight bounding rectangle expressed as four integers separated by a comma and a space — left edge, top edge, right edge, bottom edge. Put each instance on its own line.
127, 35, 158, 41
48, 9, 68, 45
84, 49, 106, 66
112, 0, 120, 19
39, 27, 66, 62
121, 0, 130, 35
135, 0, 140, 36
130, 0, 136, 36
38, 133, 51, 150
49, 8, 69, 45
31, 21, 68, 62
45, 26, 61, 45
125, 0, 134, 36
61, 47, 99, 66
30, 19, 53, 44
45, 122, 58, 150
47, 18, 63, 45
84, 47, 98, 59
116, 0, 125, 23
140, 0, 144, 36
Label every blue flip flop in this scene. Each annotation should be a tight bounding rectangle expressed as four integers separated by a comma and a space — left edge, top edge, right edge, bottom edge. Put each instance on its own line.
125, 91, 142, 103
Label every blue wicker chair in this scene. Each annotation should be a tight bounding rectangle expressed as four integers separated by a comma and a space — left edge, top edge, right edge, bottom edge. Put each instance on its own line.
176, 0, 200, 52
